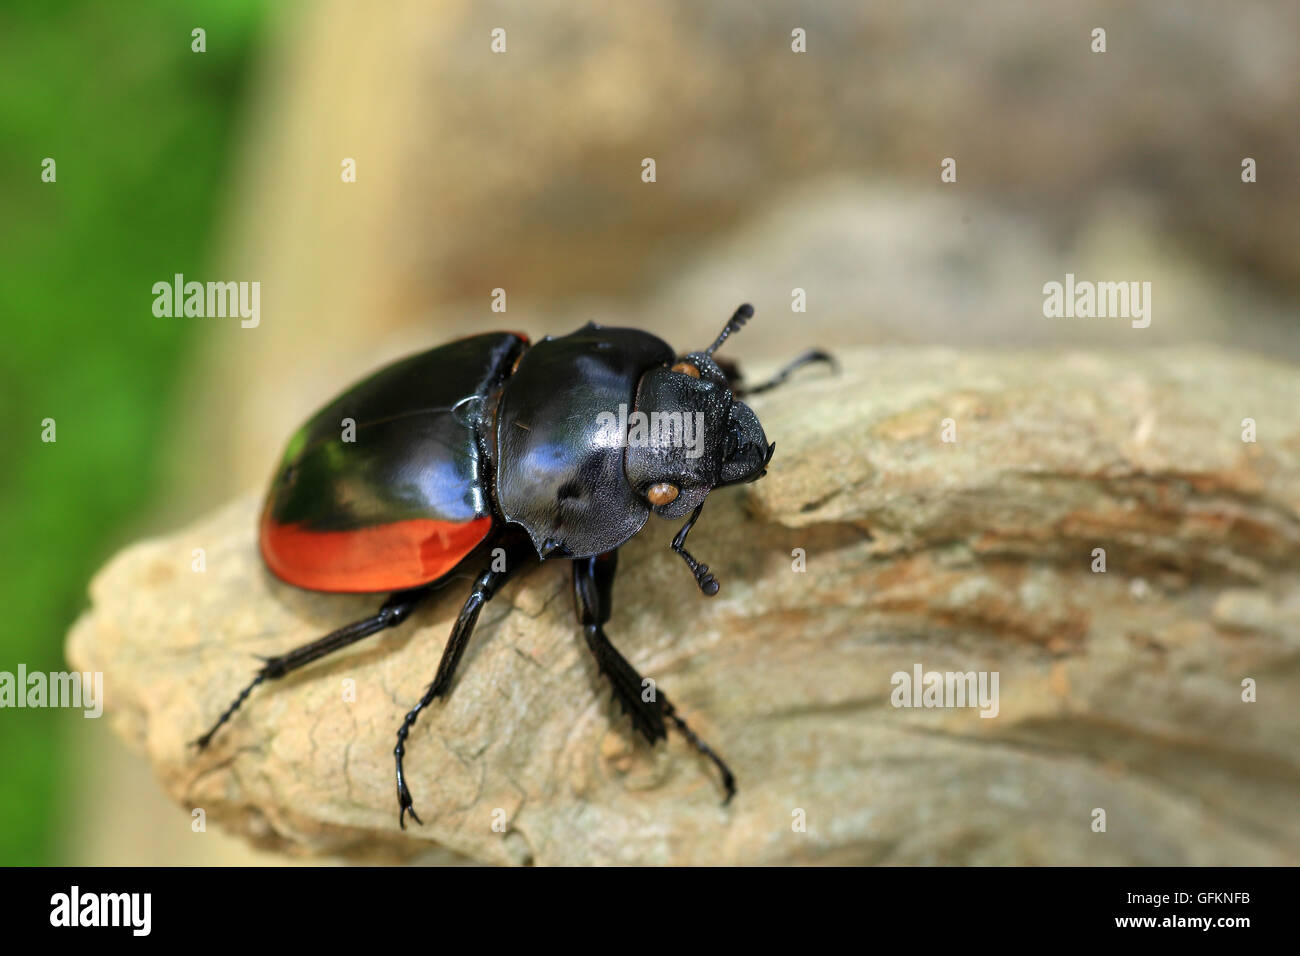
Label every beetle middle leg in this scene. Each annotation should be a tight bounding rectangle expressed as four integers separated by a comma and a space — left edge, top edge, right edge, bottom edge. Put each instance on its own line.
573, 551, 737, 802
393, 535, 533, 828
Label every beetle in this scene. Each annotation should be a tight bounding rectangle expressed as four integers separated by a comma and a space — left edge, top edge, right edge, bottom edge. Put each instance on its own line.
194, 304, 832, 826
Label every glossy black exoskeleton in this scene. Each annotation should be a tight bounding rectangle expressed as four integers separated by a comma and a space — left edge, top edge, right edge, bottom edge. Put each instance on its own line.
194, 304, 833, 825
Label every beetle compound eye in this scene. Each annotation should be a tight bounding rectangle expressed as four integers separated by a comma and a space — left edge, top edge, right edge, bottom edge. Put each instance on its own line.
647, 482, 680, 506
671, 361, 700, 378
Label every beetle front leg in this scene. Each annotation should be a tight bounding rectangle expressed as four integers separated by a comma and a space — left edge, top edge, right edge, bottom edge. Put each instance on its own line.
573, 552, 736, 802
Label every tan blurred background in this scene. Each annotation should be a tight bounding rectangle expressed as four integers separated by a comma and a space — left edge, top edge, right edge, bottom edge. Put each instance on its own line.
61, 0, 1298, 863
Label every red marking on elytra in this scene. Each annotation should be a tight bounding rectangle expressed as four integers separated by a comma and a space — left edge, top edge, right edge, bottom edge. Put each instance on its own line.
260, 510, 492, 593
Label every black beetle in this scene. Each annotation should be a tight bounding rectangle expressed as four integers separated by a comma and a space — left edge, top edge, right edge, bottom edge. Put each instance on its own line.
194, 304, 832, 825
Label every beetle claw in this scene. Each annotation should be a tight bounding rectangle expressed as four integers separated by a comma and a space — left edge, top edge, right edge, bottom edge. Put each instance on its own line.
397, 782, 423, 829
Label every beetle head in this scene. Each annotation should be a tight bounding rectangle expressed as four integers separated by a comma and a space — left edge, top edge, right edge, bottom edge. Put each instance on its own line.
623, 305, 774, 519
620, 303, 782, 597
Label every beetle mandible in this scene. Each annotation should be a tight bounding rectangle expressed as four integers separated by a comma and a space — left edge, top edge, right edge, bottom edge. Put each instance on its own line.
194, 304, 833, 826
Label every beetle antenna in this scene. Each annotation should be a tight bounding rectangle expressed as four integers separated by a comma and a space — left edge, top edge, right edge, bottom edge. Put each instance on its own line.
671, 501, 719, 596
704, 303, 754, 357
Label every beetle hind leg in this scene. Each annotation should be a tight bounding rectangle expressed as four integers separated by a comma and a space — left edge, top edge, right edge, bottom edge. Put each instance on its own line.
192, 587, 431, 750
573, 552, 736, 802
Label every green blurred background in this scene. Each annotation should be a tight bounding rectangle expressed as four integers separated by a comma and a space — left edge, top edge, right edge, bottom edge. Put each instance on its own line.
0, 0, 268, 864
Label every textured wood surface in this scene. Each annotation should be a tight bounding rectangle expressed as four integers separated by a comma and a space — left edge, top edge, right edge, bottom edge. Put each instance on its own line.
67, 346, 1300, 864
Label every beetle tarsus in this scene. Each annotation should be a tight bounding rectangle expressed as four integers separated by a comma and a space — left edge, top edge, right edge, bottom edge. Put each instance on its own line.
394, 713, 425, 829
661, 698, 737, 803
191, 670, 268, 750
